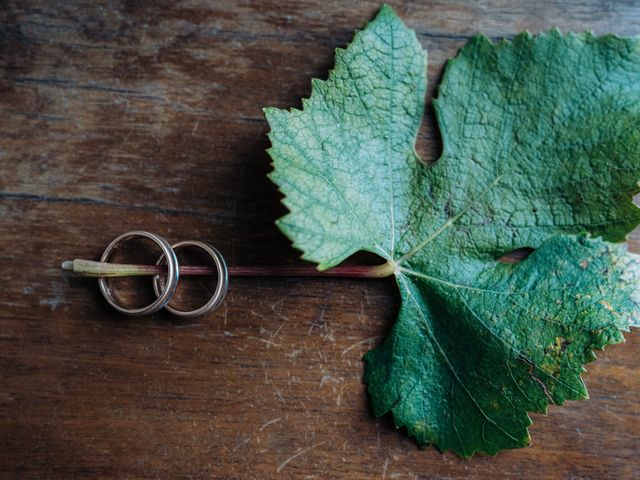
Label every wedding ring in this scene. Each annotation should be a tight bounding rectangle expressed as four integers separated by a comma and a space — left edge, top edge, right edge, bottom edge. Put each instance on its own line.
98, 231, 179, 316
153, 240, 228, 317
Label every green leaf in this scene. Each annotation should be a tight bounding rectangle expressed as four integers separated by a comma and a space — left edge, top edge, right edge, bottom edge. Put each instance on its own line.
265, 5, 640, 457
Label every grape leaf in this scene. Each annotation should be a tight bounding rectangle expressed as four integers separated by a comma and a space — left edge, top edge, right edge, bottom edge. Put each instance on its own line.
264, 4, 640, 457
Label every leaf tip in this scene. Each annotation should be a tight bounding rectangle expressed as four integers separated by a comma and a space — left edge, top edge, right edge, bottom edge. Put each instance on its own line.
547, 26, 563, 37
378, 3, 397, 17
262, 106, 280, 122
374, 3, 412, 33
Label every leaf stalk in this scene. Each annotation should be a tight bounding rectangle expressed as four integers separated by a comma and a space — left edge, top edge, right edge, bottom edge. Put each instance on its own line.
61, 259, 395, 279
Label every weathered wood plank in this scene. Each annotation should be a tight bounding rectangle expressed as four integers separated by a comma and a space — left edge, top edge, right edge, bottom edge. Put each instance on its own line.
1, 1, 638, 478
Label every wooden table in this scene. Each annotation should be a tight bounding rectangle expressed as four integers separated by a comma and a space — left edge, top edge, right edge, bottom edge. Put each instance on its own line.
1, 1, 639, 478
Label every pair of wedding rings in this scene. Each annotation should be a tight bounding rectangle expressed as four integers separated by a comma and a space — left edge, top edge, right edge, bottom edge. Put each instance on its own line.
98, 231, 228, 317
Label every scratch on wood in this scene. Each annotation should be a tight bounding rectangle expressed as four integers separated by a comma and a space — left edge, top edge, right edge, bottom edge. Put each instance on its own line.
173, 323, 204, 329
269, 319, 288, 345
246, 336, 282, 348
286, 348, 303, 359
316, 347, 327, 363
603, 407, 624, 421
299, 400, 310, 417
382, 458, 389, 479
319, 375, 341, 388
259, 417, 281, 431
307, 306, 326, 336
341, 335, 383, 356
273, 386, 287, 406
276, 441, 326, 473
271, 299, 290, 321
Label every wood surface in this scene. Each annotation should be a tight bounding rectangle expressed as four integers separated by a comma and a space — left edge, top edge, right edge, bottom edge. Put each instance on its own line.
1, 1, 639, 478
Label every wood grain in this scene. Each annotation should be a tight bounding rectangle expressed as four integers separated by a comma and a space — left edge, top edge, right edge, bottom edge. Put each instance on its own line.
1, 1, 639, 478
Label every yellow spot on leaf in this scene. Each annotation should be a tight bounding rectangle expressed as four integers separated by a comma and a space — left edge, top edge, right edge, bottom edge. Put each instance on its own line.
600, 300, 614, 312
